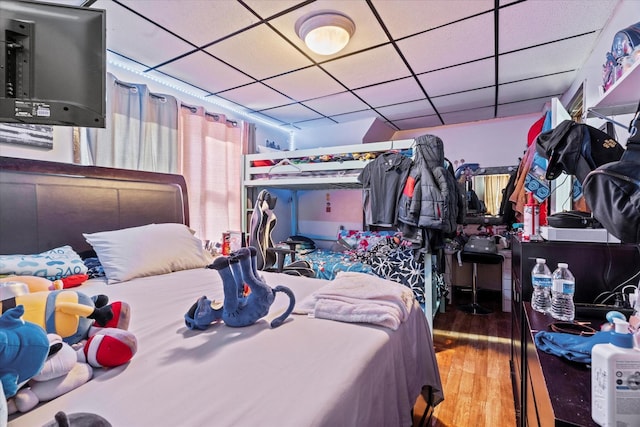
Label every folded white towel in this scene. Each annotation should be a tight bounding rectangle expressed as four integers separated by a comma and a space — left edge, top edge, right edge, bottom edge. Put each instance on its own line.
295, 271, 415, 330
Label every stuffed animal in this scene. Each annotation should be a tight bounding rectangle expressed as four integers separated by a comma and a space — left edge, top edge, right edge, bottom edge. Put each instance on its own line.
0, 289, 115, 344
0, 274, 89, 292
8, 334, 93, 414
185, 247, 295, 329
77, 327, 137, 368
8, 327, 137, 415
0, 305, 50, 401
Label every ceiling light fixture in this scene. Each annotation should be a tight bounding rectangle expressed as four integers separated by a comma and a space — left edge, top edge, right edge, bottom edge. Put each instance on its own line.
295, 12, 355, 56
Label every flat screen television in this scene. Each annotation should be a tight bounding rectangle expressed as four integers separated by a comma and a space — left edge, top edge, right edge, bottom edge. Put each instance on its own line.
0, 0, 106, 128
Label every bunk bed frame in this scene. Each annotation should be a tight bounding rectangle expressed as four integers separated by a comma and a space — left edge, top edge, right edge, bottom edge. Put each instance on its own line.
242, 139, 444, 331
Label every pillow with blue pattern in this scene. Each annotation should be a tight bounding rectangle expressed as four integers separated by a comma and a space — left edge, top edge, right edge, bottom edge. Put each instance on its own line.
0, 245, 88, 280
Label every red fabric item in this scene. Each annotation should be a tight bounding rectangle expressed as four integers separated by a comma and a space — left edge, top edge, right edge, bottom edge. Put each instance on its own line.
402, 176, 416, 197
527, 115, 546, 147
61, 274, 89, 288
252, 160, 274, 167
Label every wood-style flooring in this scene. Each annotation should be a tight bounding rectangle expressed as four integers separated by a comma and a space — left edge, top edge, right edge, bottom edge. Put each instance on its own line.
413, 288, 516, 427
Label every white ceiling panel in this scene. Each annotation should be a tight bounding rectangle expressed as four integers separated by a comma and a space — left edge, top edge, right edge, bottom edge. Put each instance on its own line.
497, 98, 550, 119
418, 58, 495, 97
321, 45, 411, 89
118, 0, 260, 47
218, 83, 292, 111
264, 67, 345, 102
398, 12, 495, 74
354, 77, 424, 108
431, 88, 495, 114
262, 103, 324, 124
498, 0, 619, 53
95, 0, 194, 67
441, 106, 496, 125
373, 0, 494, 40
81, 0, 621, 130
377, 99, 436, 121
303, 93, 369, 117
498, 73, 575, 104
499, 34, 597, 83
156, 51, 254, 94
205, 25, 313, 80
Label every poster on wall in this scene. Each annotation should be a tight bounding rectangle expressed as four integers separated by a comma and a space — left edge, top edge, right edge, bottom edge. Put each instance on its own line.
0, 123, 53, 149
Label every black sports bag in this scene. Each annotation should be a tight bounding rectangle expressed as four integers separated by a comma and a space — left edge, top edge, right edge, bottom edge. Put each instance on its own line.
583, 103, 640, 243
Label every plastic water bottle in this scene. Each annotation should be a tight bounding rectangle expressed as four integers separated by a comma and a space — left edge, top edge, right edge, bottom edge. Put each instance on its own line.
531, 258, 552, 313
550, 263, 575, 321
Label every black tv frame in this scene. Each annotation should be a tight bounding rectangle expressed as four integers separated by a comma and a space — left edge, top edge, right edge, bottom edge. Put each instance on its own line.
0, 0, 106, 128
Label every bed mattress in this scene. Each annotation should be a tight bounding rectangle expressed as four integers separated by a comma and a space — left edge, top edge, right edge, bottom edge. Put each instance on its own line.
8, 268, 442, 427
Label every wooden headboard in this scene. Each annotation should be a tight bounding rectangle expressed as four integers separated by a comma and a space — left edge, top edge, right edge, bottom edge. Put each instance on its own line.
0, 156, 189, 255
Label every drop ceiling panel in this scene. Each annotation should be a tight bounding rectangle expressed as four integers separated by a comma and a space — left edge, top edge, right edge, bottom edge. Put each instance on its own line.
354, 77, 424, 108
497, 98, 550, 118
499, 34, 597, 83
431, 88, 495, 114
372, 0, 494, 40
264, 67, 345, 102
95, 0, 194, 67
321, 45, 411, 89
377, 99, 436, 121
441, 106, 495, 124
398, 12, 495, 74
418, 59, 495, 97
499, 73, 574, 104
118, 0, 260, 47
218, 83, 292, 111
156, 51, 254, 94
204, 25, 313, 80
294, 117, 341, 128
303, 93, 369, 117
261, 103, 324, 124
498, 0, 619, 53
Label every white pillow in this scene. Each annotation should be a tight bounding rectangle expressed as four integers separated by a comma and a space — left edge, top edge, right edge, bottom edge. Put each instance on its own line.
83, 223, 212, 284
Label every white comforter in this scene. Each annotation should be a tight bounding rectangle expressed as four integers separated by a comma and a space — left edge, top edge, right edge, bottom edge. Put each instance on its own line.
8, 268, 442, 427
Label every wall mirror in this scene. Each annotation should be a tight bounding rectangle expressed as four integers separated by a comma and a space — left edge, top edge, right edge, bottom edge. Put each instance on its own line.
456, 164, 517, 225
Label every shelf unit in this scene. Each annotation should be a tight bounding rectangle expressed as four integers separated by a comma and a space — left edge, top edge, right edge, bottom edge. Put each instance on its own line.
587, 59, 640, 117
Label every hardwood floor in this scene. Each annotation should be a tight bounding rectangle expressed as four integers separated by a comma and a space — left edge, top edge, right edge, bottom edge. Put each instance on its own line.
413, 288, 516, 427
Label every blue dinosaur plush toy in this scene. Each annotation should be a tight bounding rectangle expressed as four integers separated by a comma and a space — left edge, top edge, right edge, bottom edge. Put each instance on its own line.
185, 247, 295, 329
0, 305, 50, 399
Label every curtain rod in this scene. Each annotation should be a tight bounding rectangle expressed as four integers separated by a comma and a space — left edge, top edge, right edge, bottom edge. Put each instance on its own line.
180, 104, 238, 127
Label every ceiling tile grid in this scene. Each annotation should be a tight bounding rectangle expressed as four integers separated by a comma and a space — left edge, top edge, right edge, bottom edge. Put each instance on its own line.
76, 0, 622, 131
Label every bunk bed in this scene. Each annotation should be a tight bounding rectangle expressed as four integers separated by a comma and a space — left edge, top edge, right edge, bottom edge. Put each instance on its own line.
242, 139, 445, 330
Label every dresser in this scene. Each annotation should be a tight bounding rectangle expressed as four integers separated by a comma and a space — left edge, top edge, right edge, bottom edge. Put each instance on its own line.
510, 237, 639, 426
